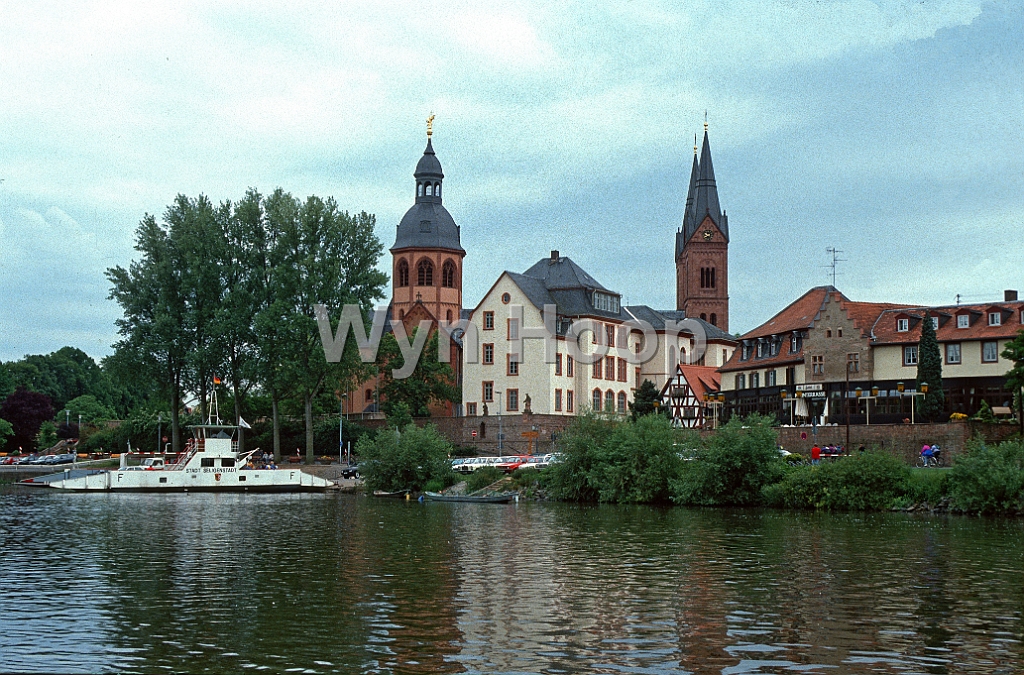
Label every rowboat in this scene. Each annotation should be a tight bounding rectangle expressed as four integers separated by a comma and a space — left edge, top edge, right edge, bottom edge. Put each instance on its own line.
425, 491, 517, 504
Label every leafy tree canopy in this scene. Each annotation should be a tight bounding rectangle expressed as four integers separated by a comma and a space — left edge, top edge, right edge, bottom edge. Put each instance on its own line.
377, 330, 459, 419
0, 387, 55, 452
355, 423, 456, 493
4, 347, 117, 413
1002, 330, 1024, 435
64, 395, 116, 424
0, 417, 13, 452
629, 379, 667, 421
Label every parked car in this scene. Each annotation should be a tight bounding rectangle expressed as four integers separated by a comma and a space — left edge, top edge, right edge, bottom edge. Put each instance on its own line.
29, 454, 54, 465
340, 464, 361, 479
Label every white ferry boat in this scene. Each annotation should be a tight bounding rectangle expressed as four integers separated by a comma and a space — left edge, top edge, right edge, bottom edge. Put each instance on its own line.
34, 424, 334, 492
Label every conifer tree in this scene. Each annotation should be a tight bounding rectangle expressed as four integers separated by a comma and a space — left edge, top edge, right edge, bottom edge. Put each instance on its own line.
915, 314, 945, 421
1001, 329, 1024, 435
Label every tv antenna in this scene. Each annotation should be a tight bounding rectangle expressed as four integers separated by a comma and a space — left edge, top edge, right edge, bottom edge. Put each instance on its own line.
824, 247, 845, 287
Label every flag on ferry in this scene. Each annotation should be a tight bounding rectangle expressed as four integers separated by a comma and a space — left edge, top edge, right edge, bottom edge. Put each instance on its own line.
213, 376, 222, 385
238, 417, 252, 429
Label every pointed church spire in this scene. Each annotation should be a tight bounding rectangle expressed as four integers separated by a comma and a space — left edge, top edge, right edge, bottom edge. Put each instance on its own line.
679, 142, 701, 256
692, 125, 726, 241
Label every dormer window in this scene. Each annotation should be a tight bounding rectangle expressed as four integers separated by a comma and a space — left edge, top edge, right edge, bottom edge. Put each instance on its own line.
931, 317, 939, 330
790, 334, 800, 353
756, 341, 765, 358
897, 318, 909, 332
957, 314, 969, 329
770, 340, 778, 356
989, 311, 1002, 326
741, 344, 751, 360
593, 292, 619, 314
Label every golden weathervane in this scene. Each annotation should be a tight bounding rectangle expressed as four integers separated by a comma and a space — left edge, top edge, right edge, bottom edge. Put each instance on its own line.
426, 112, 435, 137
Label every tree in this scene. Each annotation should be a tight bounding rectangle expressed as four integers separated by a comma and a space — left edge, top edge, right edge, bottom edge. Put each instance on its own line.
377, 330, 459, 418
916, 314, 945, 422
355, 423, 456, 493
36, 420, 58, 452
0, 417, 13, 452
1002, 330, 1024, 436
4, 347, 117, 412
65, 395, 116, 424
0, 387, 55, 452
629, 379, 667, 421
0, 362, 14, 399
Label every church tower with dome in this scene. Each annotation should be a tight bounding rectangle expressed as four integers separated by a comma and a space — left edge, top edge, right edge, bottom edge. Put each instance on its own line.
390, 115, 466, 328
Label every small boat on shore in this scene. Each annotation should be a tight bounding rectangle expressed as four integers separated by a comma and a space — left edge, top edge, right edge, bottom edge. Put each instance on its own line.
372, 489, 411, 498
425, 491, 517, 504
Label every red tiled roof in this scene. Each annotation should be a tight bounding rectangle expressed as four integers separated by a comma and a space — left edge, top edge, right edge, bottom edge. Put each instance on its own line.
738, 286, 834, 339
872, 302, 1024, 344
676, 365, 721, 400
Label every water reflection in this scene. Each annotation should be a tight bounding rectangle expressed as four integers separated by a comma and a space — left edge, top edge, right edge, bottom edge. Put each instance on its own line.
1, 490, 1022, 674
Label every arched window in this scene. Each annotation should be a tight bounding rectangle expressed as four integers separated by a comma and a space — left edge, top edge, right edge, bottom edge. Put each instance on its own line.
365, 389, 372, 401
442, 260, 457, 288
710, 313, 717, 326
417, 259, 434, 286
617, 391, 627, 413
700, 313, 707, 321
434, 182, 441, 197
711, 267, 716, 289
446, 309, 452, 323
397, 259, 409, 287
605, 390, 615, 412
418, 183, 424, 197
592, 389, 602, 411
425, 184, 433, 196
399, 309, 405, 320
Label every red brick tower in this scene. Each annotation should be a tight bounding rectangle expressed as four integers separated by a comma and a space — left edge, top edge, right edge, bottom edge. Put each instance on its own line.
676, 123, 729, 332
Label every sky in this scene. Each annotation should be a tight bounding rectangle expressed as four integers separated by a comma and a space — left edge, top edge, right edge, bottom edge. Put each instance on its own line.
1, 0, 1022, 362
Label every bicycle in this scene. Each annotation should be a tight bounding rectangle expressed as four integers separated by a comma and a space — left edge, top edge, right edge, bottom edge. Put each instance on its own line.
916, 451, 944, 468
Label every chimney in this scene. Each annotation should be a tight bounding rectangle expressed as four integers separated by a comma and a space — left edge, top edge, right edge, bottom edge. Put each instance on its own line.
1006, 289, 1018, 302
550, 250, 559, 263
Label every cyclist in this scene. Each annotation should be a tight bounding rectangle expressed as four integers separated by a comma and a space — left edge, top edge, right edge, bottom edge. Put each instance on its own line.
921, 444, 935, 467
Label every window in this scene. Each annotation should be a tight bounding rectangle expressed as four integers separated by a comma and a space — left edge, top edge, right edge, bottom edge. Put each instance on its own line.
593, 359, 603, 379
826, 329, 832, 338
946, 343, 961, 364
397, 259, 409, 287
756, 341, 765, 358
418, 183, 424, 197
605, 390, 615, 412
593, 292, 620, 313
483, 382, 494, 402
989, 312, 1002, 326
606, 324, 616, 347
766, 370, 776, 386
790, 335, 799, 353
847, 353, 860, 373
365, 389, 373, 401
467, 402, 477, 416
700, 267, 716, 289
741, 344, 751, 360
710, 313, 717, 326
957, 314, 969, 328
508, 318, 519, 340
425, 184, 432, 196
812, 355, 824, 375
507, 389, 519, 411
434, 182, 440, 197
554, 389, 563, 411
982, 341, 999, 363
201, 458, 215, 468
446, 310, 452, 323
770, 340, 778, 356
222, 458, 235, 467
483, 311, 495, 330
931, 317, 939, 330
635, 367, 641, 388
904, 345, 918, 366
555, 353, 563, 376
417, 259, 434, 286
567, 390, 574, 413
501, 292, 511, 304
593, 388, 602, 410
507, 354, 519, 376
736, 373, 745, 389
605, 356, 615, 380
567, 356, 574, 377
750, 372, 760, 388
442, 261, 457, 288
482, 343, 494, 365
838, 329, 843, 338
617, 358, 627, 382
617, 391, 627, 413
160, 476, 168, 483
897, 318, 909, 332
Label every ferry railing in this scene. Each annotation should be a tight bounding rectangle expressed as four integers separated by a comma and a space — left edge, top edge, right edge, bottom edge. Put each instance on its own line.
169, 439, 203, 470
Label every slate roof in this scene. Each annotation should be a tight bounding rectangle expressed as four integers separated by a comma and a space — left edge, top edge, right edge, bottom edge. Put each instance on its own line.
679, 129, 728, 248
871, 301, 1024, 344
392, 138, 464, 253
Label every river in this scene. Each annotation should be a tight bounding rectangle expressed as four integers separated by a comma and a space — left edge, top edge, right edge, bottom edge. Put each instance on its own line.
1, 489, 1022, 674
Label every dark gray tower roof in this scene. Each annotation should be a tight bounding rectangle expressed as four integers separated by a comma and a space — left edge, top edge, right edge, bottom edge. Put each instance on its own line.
391, 137, 464, 253
677, 146, 700, 258
690, 127, 728, 241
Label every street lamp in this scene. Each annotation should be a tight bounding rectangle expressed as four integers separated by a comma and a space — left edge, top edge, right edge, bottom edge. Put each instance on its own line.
338, 392, 348, 464
897, 381, 927, 424
497, 390, 504, 451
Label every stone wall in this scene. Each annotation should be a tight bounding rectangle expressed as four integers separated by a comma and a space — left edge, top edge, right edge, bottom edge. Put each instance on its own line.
776, 421, 1019, 465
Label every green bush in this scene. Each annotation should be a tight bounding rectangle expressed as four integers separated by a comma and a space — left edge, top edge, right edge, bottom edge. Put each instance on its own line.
947, 438, 1024, 515
907, 468, 949, 505
545, 414, 687, 503
466, 466, 504, 492
671, 414, 783, 506
763, 451, 910, 511
354, 423, 456, 493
